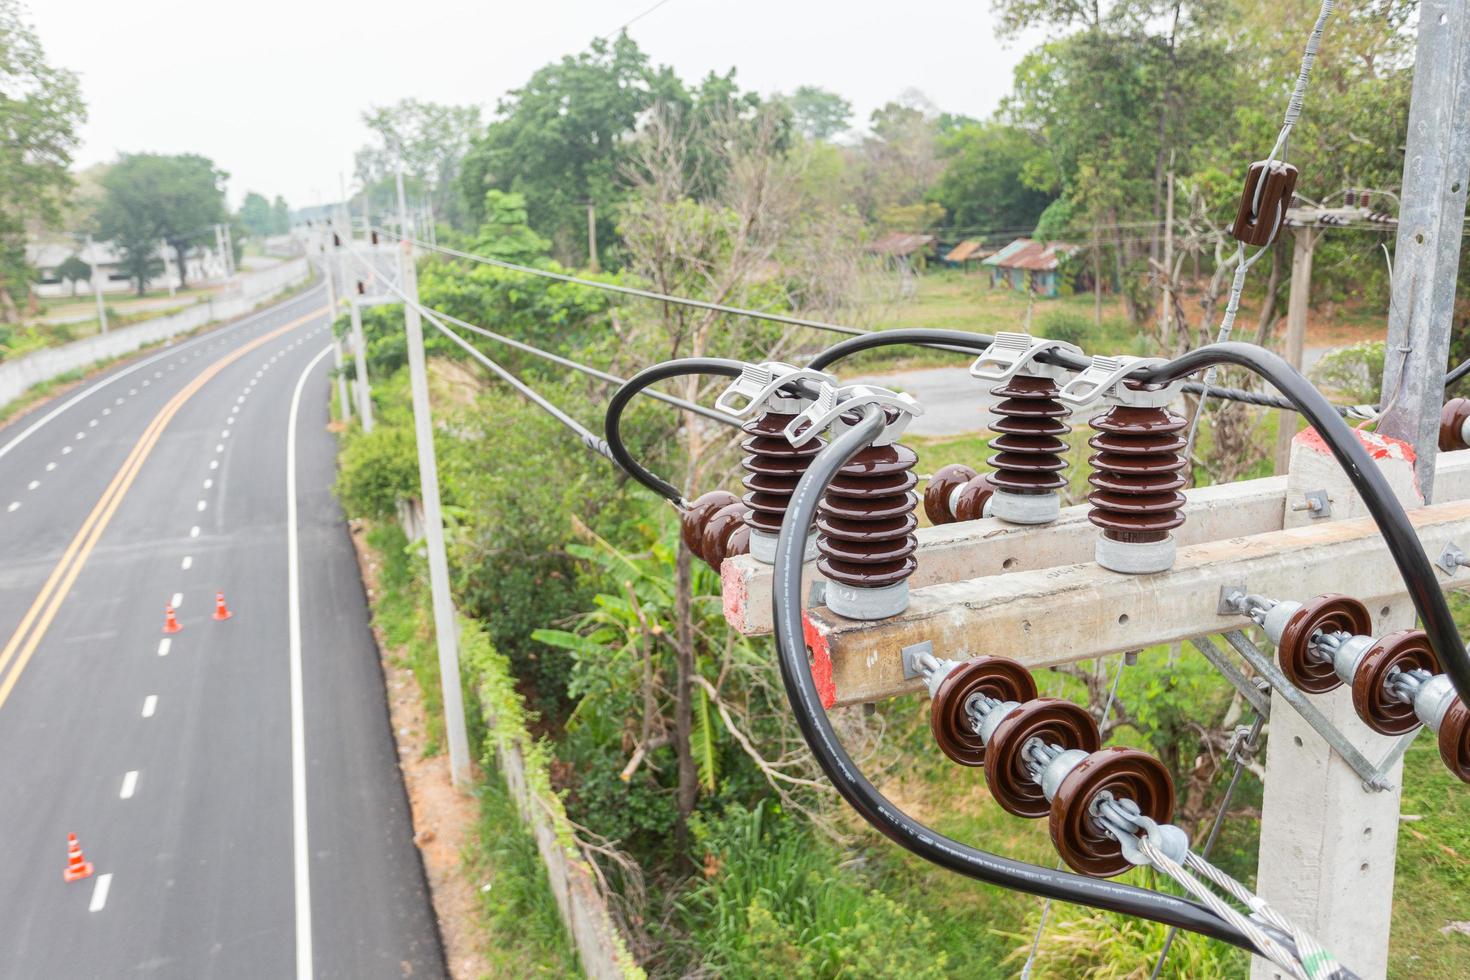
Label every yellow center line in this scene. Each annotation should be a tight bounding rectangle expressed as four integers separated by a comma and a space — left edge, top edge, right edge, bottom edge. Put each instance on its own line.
0, 307, 327, 710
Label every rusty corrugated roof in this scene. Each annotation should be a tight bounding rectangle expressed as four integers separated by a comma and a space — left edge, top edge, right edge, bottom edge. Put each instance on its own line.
982, 238, 1078, 271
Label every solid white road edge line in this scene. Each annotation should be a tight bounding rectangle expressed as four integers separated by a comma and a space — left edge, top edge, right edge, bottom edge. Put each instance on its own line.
287, 342, 331, 980
0, 284, 324, 464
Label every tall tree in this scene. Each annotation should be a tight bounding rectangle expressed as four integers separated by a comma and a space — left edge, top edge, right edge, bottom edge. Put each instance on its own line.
238, 191, 273, 237
459, 33, 683, 264
98, 153, 228, 293
270, 195, 291, 235
783, 85, 852, 141
0, 0, 85, 321
355, 99, 482, 230
931, 122, 1054, 237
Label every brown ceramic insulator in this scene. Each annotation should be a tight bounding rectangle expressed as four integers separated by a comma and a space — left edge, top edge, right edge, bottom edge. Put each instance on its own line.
984, 699, 1100, 818
1085, 405, 1188, 545
922, 465, 995, 525
1049, 748, 1175, 878
1277, 594, 1373, 694
680, 490, 750, 569
1230, 160, 1299, 246
986, 376, 1070, 497
1438, 696, 1470, 784
929, 657, 1038, 767
1440, 398, 1470, 452
1352, 630, 1441, 735
816, 443, 919, 589
740, 411, 824, 537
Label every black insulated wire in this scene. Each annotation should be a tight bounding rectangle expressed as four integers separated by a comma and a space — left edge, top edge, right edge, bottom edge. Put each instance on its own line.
769, 405, 1266, 954
605, 358, 747, 506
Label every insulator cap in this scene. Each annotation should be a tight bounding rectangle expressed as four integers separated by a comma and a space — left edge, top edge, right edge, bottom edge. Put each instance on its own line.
1440, 397, 1470, 452
1049, 748, 1175, 878
1086, 405, 1187, 548
680, 490, 750, 570
984, 698, 1100, 818
1230, 160, 1298, 246
1439, 696, 1470, 784
923, 464, 995, 525
816, 444, 919, 589
1277, 594, 1372, 694
987, 375, 1070, 498
740, 411, 823, 537
929, 657, 1037, 767
1353, 630, 1441, 735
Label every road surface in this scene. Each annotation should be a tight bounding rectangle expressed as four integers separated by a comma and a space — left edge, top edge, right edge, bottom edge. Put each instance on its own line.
0, 284, 445, 978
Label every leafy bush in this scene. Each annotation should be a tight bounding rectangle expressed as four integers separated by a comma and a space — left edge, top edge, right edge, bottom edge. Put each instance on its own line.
679, 801, 950, 979
1311, 339, 1384, 403
336, 424, 421, 521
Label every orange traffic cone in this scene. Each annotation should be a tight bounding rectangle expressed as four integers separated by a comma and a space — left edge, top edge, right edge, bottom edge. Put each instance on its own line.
64, 833, 94, 883
212, 591, 232, 621
163, 604, 182, 634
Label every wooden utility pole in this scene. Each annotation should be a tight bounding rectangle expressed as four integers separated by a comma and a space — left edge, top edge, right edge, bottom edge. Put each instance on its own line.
1272, 226, 1318, 474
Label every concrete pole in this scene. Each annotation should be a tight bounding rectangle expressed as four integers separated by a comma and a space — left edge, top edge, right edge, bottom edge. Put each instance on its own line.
349, 298, 374, 432
86, 235, 108, 334
223, 224, 236, 278
333, 337, 352, 422
1378, 0, 1470, 501
1273, 226, 1317, 474
586, 202, 600, 273
399, 237, 472, 789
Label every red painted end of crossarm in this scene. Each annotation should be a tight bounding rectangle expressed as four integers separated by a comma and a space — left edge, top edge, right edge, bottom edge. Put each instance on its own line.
801, 611, 837, 709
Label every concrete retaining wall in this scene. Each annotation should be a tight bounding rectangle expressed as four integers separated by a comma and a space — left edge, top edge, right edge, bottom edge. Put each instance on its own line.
0, 258, 310, 409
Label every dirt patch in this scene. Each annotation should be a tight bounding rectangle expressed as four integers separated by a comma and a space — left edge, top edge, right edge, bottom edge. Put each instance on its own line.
348, 519, 488, 980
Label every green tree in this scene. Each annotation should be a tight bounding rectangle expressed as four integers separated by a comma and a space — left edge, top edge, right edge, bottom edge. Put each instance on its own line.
930, 122, 1054, 237
782, 85, 851, 141
472, 190, 550, 263
270, 195, 291, 235
98, 153, 228, 293
459, 34, 683, 263
56, 253, 90, 296
355, 99, 482, 230
0, 0, 85, 321
238, 191, 274, 237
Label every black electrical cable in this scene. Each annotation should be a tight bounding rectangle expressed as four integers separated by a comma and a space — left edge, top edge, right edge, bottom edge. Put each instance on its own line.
1447, 355, 1470, 389
605, 358, 747, 506
768, 405, 1265, 954
1130, 342, 1470, 705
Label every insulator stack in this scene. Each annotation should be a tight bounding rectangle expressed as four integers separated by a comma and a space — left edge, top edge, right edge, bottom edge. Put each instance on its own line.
1441, 397, 1470, 452
680, 490, 750, 570
1086, 400, 1188, 573
987, 375, 1070, 524
816, 436, 919, 620
741, 411, 823, 562
922, 464, 995, 525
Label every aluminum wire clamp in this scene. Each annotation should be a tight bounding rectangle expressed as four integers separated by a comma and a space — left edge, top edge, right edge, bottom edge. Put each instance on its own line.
969, 332, 1084, 384
713, 361, 836, 418
1057, 354, 1185, 410
783, 381, 922, 448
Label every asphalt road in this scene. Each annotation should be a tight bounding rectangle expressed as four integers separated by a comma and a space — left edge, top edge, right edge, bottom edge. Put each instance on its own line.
0, 284, 445, 978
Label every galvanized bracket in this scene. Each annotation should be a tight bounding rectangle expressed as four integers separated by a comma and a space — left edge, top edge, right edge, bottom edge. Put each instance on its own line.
1216, 585, 1250, 616
901, 640, 936, 682
1436, 541, 1468, 576
1289, 488, 1331, 519
1220, 630, 1395, 792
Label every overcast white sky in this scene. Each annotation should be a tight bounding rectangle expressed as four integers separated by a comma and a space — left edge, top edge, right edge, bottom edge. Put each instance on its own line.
31, 0, 1036, 210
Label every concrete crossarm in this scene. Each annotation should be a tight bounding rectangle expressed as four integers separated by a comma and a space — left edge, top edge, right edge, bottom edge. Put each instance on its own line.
721, 451, 1470, 638
802, 495, 1470, 707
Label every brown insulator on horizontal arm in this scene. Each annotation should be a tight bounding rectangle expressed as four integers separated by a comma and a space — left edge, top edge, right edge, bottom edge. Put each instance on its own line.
983, 698, 1099, 818
1086, 400, 1189, 574
1352, 630, 1441, 735
1275, 593, 1373, 694
922, 464, 995, 525
987, 375, 1070, 524
680, 490, 750, 570
741, 410, 824, 562
816, 438, 919, 620
928, 656, 1037, 767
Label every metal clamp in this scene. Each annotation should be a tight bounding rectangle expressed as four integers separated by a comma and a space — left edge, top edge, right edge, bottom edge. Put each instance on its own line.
1289, 489, 1331, 519
1437, 542, 1468, 576
783, 381, 922, 448
969, 332, 1084, 384
714, 362, 835, 418
1057, 355, 1184, 410
901, 640, 937, 681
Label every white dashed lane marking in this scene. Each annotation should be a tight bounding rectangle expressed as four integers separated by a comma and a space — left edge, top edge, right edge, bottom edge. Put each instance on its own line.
158, 638, 171, 657
141, 695, 157, 718
26, 481, 38, 491
171, 593, 183, 608
181, 556, 193, 570
6, 502, 18, 513
190, 526, 200, 538
196, 500, 207, 512
119, 771, 138, 800
45, 462, 55, 471
88, 874, 112, 912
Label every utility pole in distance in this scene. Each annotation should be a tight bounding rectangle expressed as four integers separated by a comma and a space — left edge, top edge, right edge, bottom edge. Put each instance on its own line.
348, 293, 374, 432
398, 170, 472, 789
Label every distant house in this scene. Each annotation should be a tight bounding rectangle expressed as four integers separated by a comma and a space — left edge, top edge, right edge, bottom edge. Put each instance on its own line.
28, 239, 224, 298
982, 238, 1080, 298
943, 239, 994, 267
866, 232, 937, 267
